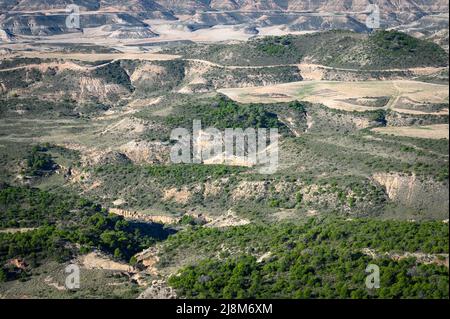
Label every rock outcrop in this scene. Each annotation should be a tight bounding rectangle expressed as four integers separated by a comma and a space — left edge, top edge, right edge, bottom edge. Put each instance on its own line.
373, 173, 449, 216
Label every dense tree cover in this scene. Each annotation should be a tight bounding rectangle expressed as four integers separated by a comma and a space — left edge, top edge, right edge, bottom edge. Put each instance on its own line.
169, 251, 448, 299
289, 101, 307, 114
165, 219, 449, 299
0, 68, 42, 91
0, 185, 96, 228
0, 57, 42, 70
167, 30, 448, 69
164, 95, 287, 132
368, 109, 387, 125
92, 61, 133, 91
371, 30, 430, 53
0, 186, 173, 281
257, 35, 295, 56
162, 219, 448, 258
24, 145, 57, 176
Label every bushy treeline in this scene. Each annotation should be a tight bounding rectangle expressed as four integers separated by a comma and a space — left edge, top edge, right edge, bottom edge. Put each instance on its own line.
167, 30, 448, 69
92, 61, 133, 91
0, 186, 172, 282
166, 219, 449, 299
169, 252, 448, 299
164, 95, 287, 131
24, 145, 57, 176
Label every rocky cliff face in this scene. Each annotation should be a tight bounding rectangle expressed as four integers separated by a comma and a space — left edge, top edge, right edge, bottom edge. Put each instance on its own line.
373, 172, 449, 218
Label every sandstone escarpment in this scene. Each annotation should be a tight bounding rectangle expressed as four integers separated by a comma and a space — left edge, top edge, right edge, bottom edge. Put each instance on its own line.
373, 172, 449, 217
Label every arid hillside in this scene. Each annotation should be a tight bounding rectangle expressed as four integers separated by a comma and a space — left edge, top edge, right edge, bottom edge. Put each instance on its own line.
0, 0, 448, 47
0, 3, 448, 300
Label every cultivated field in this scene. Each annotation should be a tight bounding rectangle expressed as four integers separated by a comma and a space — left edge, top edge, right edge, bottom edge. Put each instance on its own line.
219, 80, 449, 114
372, 124, 449, 140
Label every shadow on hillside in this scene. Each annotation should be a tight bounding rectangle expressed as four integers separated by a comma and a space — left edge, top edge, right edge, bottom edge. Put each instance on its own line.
129, 221, 177, 241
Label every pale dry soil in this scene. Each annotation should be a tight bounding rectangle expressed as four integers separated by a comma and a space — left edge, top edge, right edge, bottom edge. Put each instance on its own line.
0, 228, 36, 234
218, 80, 449, 114
18, 51, 180, 62
372, 124, 449, 140
2, 21, 316, 50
